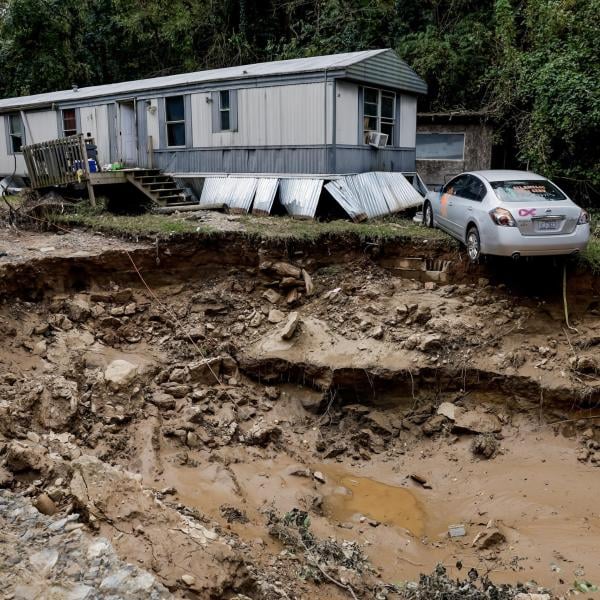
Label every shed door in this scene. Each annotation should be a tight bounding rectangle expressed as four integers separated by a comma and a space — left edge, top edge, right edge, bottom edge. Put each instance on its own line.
118, 101, 138, 165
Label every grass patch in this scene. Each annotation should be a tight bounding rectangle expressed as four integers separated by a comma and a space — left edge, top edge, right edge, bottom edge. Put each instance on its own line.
237, 214, 455, 244
54, 211, 206, 236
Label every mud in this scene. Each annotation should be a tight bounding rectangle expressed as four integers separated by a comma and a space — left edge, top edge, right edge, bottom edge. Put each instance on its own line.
1, 227, 600, 599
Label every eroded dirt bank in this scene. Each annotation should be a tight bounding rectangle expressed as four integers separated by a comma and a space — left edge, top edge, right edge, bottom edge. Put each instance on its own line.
1, 228, 600, 599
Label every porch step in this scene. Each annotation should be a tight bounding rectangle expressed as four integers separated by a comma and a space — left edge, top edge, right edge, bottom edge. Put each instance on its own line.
125, 170, 192, 206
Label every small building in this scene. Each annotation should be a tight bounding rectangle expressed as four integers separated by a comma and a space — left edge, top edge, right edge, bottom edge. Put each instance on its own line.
416, 111, 494, 190
0, 49, 428, 218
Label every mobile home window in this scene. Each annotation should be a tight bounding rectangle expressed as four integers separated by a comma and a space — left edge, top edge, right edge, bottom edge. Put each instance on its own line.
219, 90, 231, 131
165, 96, 186, 147
416, 133, 465, 160
62, 109, 77, 137
362, 88, 396, 145
8, 114, 24, 153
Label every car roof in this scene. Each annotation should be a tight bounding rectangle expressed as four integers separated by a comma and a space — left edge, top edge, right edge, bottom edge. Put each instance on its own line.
468, 170, 546, 183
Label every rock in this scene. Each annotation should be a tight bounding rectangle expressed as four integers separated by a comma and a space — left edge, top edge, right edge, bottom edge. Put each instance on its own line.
204, 303, 227, 316
268, 309, 285, 324
188, 357, 222, 384
472, 527, 506, 549
418, 333, 443, 352
302, 269, 314, 296
169, 367, 189, 383
410, 474, 432, 489
422, 414, 447, 436
149, 392, 177, 410
4, 441, 49, 473
280, 312, 300, 339
249, 312, 263, 327
263, 289, 282, 304
181, 574, 196, 587
313, 471, 326, 484
369, 325, 384, 339
270, 262, 303, 279
104, 360, 138, 390
364, 411, 395, 436
453, 408, 502, 434
64, 298, 91, 323
570, 355, 598, 374
286, 288, 300, 304
34, 493, 57, 516
437, 402, 457, 420
26, 431, 41, 444
243, 424, 282, 447
279, 276, 301, 289
160, 383, 190, 398
38, 375, 79, 430
471, 433, 499, 459
515, 594, 551, 600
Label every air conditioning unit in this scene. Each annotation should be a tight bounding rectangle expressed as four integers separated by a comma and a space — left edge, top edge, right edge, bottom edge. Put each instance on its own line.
366, 131, 389, 148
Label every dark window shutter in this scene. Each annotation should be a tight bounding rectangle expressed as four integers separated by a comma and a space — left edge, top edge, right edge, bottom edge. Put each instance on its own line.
230, 90, 238, 132
211, 91, 220, 132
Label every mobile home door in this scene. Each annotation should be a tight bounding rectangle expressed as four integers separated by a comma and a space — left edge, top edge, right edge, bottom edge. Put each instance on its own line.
118, 100, 138, 166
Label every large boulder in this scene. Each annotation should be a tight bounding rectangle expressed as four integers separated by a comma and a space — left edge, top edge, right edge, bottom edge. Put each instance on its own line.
104, 360, 138, 390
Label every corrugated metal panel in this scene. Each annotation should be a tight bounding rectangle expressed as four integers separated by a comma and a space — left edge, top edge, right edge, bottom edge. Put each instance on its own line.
198, 176, 257, 213
279, 179, 324, 219
324, 179, 367, 222
199, 177, 229, 208
252, 178, 279, 215
0, 50, 389, 112
325, 171, 423, 220
154, 147, 329, 175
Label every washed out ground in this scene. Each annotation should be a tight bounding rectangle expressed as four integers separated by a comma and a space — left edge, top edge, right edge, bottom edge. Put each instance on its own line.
1, 222, 600, 599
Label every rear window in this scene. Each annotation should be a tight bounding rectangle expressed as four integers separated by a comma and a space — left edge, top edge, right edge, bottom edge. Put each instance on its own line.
491, 180, 566, 202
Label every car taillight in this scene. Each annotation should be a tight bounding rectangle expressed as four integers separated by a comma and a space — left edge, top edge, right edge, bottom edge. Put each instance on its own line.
578, 210, 590, 225
489, 207, 516, 227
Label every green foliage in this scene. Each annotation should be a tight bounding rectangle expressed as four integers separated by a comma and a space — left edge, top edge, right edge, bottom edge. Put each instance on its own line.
0, 0, 598, 189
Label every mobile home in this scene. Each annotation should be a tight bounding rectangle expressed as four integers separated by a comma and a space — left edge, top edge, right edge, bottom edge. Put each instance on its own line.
0, 49, 428, 218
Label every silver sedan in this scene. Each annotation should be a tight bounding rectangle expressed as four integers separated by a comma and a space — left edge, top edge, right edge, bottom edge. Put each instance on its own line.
422, 170, 590, 261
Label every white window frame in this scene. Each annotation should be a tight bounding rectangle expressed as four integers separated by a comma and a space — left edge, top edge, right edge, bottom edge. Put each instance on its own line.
219, 90, 232, 132
165, 95, 186, 148
363, 87, 396, 146
8, 113, 24, 154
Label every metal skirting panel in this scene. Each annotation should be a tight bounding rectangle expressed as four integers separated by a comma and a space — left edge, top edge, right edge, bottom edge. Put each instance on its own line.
335, 146, 415, 174
153, 146, 329, 175
198, 177, 258, 213
252, 178, 279, 215
325, 171, 423, 220
279, 179, 324, 219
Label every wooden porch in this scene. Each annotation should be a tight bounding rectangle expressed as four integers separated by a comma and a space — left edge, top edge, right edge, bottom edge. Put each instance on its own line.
22, 134, 195, 208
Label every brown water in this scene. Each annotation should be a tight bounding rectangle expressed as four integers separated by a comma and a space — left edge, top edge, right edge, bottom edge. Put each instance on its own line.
319, 466, 425, 536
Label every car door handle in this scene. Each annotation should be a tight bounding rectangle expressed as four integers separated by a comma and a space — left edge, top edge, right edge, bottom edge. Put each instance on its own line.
448, 201, 454, 206
468, 206, 473, 211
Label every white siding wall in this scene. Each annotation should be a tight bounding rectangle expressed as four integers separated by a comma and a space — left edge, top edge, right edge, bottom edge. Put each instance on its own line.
0, 116, 26, 176
23, 110, 59, 143
191, 82, 327, 147
80, 105, 111, 165
146, 99, 160, 151
399, 94, 417, 148
335, 81, 359, 145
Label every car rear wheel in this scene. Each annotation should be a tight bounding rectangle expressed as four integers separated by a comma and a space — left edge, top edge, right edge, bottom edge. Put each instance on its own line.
423, 201, 434, 228
466, 226, 481, 263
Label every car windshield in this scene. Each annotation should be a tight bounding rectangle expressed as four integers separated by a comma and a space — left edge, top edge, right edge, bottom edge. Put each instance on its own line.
491, 179, 566, 202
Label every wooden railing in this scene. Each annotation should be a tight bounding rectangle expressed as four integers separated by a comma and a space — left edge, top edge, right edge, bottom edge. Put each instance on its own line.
22, 134, 96, 205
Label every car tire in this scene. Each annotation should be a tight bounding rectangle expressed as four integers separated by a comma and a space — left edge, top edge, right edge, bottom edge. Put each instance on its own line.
423, 201, 434, 228
466, 226, 481, 263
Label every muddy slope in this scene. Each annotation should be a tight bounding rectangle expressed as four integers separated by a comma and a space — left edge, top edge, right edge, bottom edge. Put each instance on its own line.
1, 228, 600, 599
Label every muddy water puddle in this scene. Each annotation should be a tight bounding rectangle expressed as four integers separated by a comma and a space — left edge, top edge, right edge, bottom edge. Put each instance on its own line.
318, 466, 425, 536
